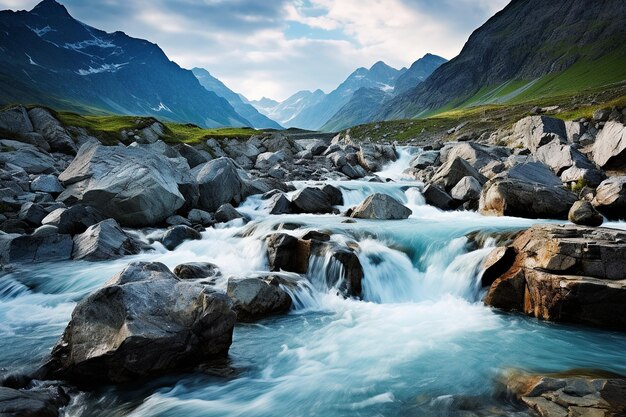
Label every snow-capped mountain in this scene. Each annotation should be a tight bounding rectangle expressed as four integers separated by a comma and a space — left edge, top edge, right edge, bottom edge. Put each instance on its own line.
250, 61, 406, 130
0, 0, 251, 127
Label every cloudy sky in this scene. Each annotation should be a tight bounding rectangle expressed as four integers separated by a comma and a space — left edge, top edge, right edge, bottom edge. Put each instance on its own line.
1, 0, 508, 101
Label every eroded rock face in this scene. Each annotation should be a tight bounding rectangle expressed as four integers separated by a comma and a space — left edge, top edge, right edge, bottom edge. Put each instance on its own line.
266, 233, 311, 273
514, 116, 567, 153
0, 232, 73, 264
43, 262, 236, 383
593, 176, 626, 220
503, 369, 626, 417
357, 144, 396, 172
72, 219, 140, 261
431, 157, 487, 191
568, 201, 603, 227
0, 385, 70, 417
291, 187, 333, 214
173, 262, 221, 280
227, 277, 292, 322
483, 224, 626, 330
193, 157, 251, 212
350, 193, 412, 220
479, 178, 577, 219
28, 107, 77, 155
58, 143, 191, 227
592, 121, 626, 170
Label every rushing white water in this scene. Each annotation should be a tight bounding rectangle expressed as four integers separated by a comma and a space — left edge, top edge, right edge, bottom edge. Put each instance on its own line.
3, 146, 626, 417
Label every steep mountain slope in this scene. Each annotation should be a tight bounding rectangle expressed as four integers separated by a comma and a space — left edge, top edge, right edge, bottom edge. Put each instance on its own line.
321, 87, 388, 132
378, 0, 626, 120
394, 54, 448, 94
0, 0, 251, 127
192, 68, 281, 129
286, 61, 405, 130
322, 54, 446, 131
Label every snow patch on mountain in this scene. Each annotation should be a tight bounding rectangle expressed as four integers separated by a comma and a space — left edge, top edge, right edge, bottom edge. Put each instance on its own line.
65, 37, 116, 50
28, 25, 55, 37
77, 62, 128, 75
151, 102, 172, 112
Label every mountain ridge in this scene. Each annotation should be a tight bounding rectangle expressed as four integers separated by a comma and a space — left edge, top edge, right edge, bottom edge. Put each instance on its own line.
0, 0, 252, 128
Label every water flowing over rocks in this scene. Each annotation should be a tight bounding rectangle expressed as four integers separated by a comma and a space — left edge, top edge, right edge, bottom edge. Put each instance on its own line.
483, 224, 626, 330
43, 262, 236, 384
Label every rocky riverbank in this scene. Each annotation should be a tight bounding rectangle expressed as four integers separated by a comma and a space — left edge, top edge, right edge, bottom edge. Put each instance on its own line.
1, 103, 626, 416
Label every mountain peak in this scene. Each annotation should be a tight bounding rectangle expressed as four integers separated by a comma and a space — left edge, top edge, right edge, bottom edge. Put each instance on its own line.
31, 0, 71, 18
369, 60, 391, 71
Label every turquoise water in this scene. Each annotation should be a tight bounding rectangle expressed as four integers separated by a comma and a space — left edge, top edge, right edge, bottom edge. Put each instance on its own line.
2, 148, 626, 416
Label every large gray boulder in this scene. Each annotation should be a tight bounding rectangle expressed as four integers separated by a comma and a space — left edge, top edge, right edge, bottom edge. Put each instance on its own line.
41, 205, 104, 235
255, 150, 286, 170
0, 232, 73, 264
513, 116, 566, 152
0, 106, 33, 135
72, 219, 140, 261
350, 193, 412, 220
193, 157, 251, 212
592, 176, 626, 220
58, 143, 191, 227
44, 262, 236, 383
503, 161, 563, 187
227, 277, 292, 322
440, 142, 509, 170
291, 187, 333, 213
430, 157, 487, 190
535, 139, 595, 175
214, 203, 244, 223
30, 174, 64, 194
423, 184, 456, 210
27, 107, 77, 154
357, 144, 396, 172
568, 200, 603, 227
450, 176, 482, 202
410, 150, 440, 170
480, 177, 577, 219
172, 143, 211, 168
161, 225, 202, 250
0, 385, 69, 417
0, 140, 56, 174
592, 121, 626, 170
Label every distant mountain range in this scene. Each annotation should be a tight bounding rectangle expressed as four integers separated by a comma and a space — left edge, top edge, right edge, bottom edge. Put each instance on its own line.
191, 68, 281, 129
377, 0, 626, 121
251, 56, 446, 131
0, 0, 257, 128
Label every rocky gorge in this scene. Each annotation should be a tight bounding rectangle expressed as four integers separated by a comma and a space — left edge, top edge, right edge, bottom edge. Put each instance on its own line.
0, 103, 626, 416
